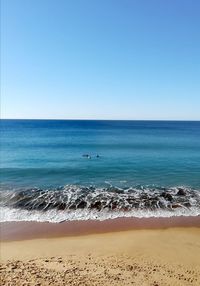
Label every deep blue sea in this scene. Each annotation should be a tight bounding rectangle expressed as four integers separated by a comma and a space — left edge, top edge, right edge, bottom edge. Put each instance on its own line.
0, 120, 200, 222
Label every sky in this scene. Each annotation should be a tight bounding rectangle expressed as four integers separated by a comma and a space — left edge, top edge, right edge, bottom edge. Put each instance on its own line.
1, 0, 200, 120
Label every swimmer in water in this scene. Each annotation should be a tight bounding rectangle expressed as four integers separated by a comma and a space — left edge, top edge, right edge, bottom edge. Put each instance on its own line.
82, 154, 91, 159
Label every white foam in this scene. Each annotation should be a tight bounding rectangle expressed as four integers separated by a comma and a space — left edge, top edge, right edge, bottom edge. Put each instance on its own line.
0, 206, 199, 223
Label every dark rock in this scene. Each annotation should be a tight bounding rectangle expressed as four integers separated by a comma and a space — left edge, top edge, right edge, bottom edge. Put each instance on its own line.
68, 203, 77, 210
106, 199, 119, 210
176, 188, 186, 196
76, 201, 87, 209
57, 203, 66, 210
161, 192, 173, 201
171, 204, 181, 209
90, 201, 102, 210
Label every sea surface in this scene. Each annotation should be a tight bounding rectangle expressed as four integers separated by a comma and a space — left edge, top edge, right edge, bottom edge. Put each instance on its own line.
0, 119, 200, 222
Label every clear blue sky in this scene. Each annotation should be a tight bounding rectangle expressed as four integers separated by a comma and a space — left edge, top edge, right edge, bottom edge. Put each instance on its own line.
1, 0, 200, 120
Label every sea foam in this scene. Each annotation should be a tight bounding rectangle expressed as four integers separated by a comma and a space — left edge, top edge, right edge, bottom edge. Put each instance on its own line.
0, 185, 200, 223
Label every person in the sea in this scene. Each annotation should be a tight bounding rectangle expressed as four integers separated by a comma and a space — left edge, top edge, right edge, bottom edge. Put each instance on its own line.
82, 154, 91, 159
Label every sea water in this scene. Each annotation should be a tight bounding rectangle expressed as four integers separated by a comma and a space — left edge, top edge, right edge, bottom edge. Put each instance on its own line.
0, 120, 200, 222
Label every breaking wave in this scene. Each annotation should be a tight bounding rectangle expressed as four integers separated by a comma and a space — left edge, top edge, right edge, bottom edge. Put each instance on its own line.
0, 185, 200, 223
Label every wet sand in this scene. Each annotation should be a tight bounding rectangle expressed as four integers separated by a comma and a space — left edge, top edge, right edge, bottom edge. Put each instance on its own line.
1, 216, 200, 241
1, 217, 200, 285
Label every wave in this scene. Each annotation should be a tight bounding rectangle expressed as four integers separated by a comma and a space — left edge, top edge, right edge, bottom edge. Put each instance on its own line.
0, 185, 200, 223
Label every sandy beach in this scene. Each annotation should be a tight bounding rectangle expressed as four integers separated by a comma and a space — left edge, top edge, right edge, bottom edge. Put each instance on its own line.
1, 218, 200, 285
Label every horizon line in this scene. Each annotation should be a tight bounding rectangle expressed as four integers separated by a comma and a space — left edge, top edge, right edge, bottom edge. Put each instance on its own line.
1, 118, 200, 122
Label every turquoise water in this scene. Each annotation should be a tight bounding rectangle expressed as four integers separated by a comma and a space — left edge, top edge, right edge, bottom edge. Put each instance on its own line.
1, 120, 200, 187
0, 120, 200, 222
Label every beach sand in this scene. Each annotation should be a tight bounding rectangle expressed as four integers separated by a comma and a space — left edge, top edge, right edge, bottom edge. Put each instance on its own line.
1, 218, 200, 285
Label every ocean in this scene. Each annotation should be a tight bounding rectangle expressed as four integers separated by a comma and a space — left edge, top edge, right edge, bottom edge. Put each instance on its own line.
0, 119, 200, 222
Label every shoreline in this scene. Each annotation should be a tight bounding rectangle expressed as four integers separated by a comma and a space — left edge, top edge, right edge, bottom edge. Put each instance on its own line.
1, 215, 200, 241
